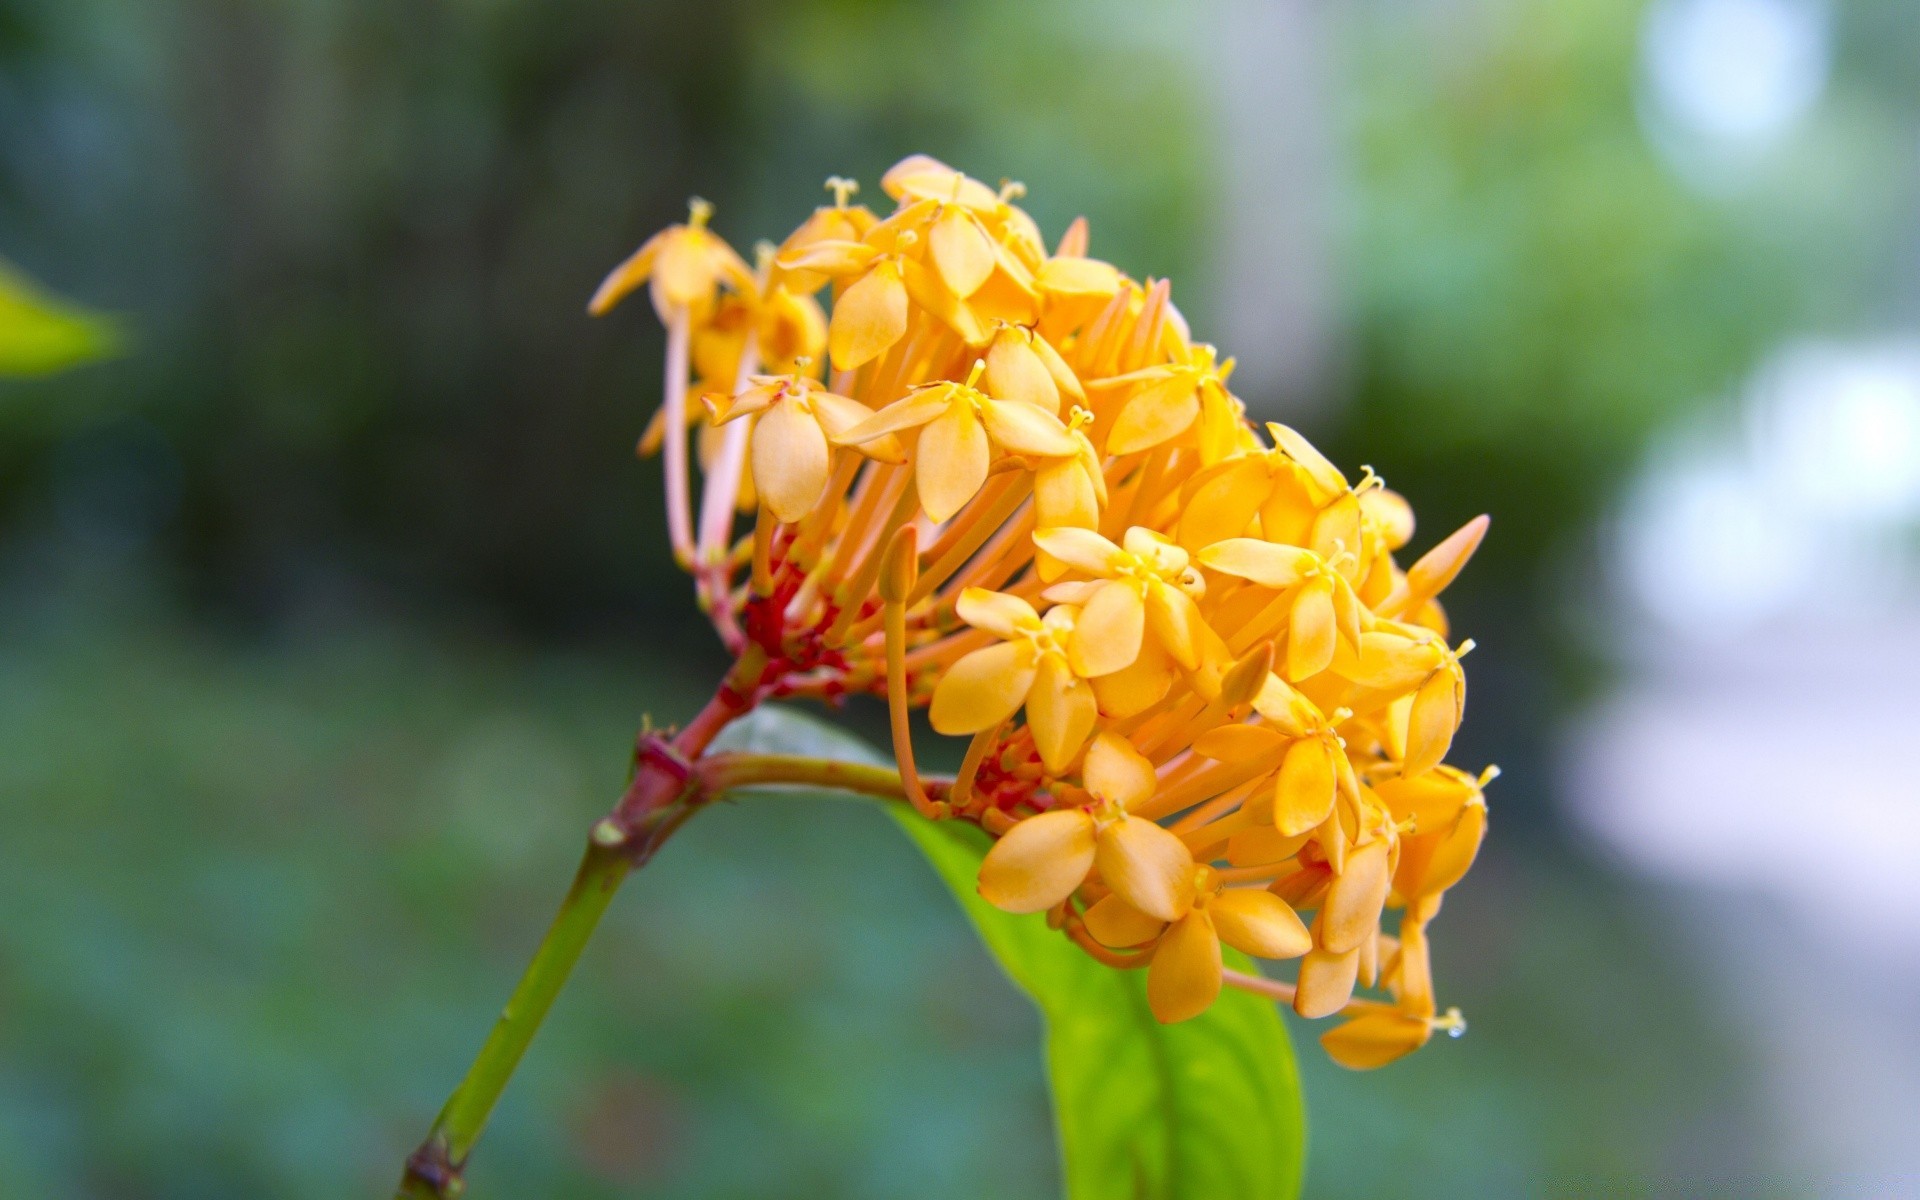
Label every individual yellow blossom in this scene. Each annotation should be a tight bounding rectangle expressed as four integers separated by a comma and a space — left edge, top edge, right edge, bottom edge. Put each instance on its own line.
835, 360, 1077, 522
589, 198, 755, 321
1086, 863, 1313, 1023
1197, 536, 1365, 681
706, 375, 901, 523
928, 589, 1095, 772
1032, 526, 1211, 678
977, 733, 1194, 920
1090, 342, 1239, 458
771, 176, 878, 295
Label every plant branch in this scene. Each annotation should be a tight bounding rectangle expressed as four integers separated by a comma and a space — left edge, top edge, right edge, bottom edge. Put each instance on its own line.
395, 650, 770, 1199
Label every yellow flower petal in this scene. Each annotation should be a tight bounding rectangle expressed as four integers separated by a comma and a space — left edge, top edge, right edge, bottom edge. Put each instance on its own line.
1035, 254, 1124, 297
827, 260, 908, 370
774, 238, 879, 277
980, 397, 1077, 457
1191, 723, 1288, 762
900, 255, 986, 345
984, 329, 1061, 414
977, 809, 1097, 913
1088, 641, 1175, 717
1321, 839, 1391, 954
1175, 459, 1266, 551
1033, 460, 1100, 547
929, 642, 1038, 734
834, 388, 949, 445
1147, 910, 1222, 1023
1197, 538, 1317, 589
1210, 889, 1312, 959
810, 391, 904, 463
1311, 493, 1364, 569
1293, 943, 1361, 1019
1082, 730, 1158, 809
916, 400, 990, 522
1068, 580, 1146, 678
1226, 825, 1310, 867
1320, 1012, 1432, 1071
1274, 737, 1336, 836
929, 206, 995, 297
1108, 374, 1200, 456
1027, 656, 1097, 773
1146, 580, 1203, 670
954, 587, 1039, 639
587, 229, 663, 316
1083, 893, 1167, 948
1096, 815, 1193, 922
1032, 526, 1123, 575
1266, 422, 1347, 498
1030, 331, 1085, 401
1285, 574, 1337, 680
751, 397, 831, 523
1397, 799, 1486, 899
1402, 668, 1462, 778
1403, 514, 1490, 608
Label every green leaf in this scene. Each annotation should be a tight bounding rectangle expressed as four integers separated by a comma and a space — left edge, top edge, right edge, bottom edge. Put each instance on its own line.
893, 814, 1307, 1200
0, 259, 122, 378
717, 705, 1307, 1200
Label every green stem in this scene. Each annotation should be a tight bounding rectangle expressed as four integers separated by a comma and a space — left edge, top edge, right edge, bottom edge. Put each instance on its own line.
398, 842, 631, 1198
698, 752, 930, 803
396, 650, 770, 1199
394, 654, 965, 1198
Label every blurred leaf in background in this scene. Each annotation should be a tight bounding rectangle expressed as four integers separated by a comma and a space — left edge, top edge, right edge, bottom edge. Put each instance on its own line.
0, 259, 118, 377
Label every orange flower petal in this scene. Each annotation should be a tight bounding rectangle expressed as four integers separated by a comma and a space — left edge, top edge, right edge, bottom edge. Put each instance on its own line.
1147, 910, 1222, 1023
1320, 1012, 1432, 1070
751, 398, 830, 523
1108, 374, 1199, 456
929, 642, 1038, 734
1274, 737, 1337, 836
827, 260, 909, 370
1293, 943, 1361, 1019
1069, 580, 1145, 678
1027, 656, 1097, 773
1083, 893, 1167, 948
1096, 815, 1193, 922
977, 809, 1097, 913
1285, 574, 1337, 680
1321, 839, 1391, 954
1210, 889, 1312, 959
917, 400, 990, 522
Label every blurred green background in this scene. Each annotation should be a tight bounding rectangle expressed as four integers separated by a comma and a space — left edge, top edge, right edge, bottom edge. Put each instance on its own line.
4, 0, 1916, 1195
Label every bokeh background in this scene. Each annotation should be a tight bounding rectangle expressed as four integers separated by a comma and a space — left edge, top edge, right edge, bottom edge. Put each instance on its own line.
4, 0, 1918, 1195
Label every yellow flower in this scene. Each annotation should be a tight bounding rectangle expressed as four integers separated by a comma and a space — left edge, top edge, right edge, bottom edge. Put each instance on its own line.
1086, 864, 1313, 1024
1197, 536, 1364, 681
976, 732, 1194, 919
928, 588, 1095, 771
1033, 526, 1211, 678
834, 360, 1078, 522
707, 375, 901, 523
588, 198, 755, 321
1090, 342, 1238, 458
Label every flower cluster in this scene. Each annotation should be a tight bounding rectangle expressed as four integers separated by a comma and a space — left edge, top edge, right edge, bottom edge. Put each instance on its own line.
592, 156, 1490, 1069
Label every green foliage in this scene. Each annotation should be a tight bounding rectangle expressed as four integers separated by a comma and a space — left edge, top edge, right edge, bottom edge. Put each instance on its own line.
0, 260, 119, 378
893, 816, 1307, 1200
722, 705, 1307, 1200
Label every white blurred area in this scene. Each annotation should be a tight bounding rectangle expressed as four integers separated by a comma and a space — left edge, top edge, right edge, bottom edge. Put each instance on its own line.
1571, 345, 1920, 1186
1637, 0, 1830, 187
1573, 3, 1920, 1188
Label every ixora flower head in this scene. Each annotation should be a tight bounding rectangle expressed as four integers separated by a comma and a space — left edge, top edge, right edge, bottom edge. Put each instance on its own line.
400, 155, 1491, 1199
584, 153, 1492, 1062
